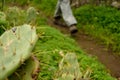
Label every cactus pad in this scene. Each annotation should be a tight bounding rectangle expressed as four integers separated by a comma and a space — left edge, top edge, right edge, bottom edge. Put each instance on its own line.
0, 24, 38, 80
8, 55, 40, 80
55, 53, 82, 80
0, 11, 6, 21
6, 7, 21, 26
26, 7, 37, 25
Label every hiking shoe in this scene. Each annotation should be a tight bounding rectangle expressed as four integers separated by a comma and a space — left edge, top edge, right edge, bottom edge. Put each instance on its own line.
53, 16, 61, 25
69, 25, 78, 34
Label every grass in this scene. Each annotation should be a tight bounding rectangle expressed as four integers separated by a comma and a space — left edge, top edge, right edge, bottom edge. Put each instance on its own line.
0, 0, 118, 79
30, 0, 120, 54
33, 25, 116, 80
74, 5, 120, 53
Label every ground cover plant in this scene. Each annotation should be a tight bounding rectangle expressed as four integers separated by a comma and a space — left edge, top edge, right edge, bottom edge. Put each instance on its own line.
0, 0, 118, 80
0, 5, 40, 79
0, 24, 38, 80
0, 11, 8, 35
74, 5, 120, 54
34, 26, 116, 80
31, 0, 120, 54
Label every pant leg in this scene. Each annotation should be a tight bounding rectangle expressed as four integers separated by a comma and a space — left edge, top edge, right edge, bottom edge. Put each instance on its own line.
54, 0, 62, 17
60, 0, 77, 26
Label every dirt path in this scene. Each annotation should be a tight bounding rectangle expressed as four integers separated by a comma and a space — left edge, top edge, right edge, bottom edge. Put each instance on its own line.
46, 18, 120, 79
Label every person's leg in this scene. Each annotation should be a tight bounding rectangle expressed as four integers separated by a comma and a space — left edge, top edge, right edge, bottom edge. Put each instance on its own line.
54, 0, 62, 18
54, 0, 62, 25
60, 0, 77, 26
60, 0, 78, 33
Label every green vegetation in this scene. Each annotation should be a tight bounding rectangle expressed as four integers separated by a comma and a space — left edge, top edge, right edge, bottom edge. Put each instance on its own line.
34, 26, 116, 80
31, 0, 120, 54
9, 55, 39, 80
55, 53, 89, 80
0, 11, 8, 35
30, 0, 120, 54
0, 24, 38, 80
32, 0, 57, 16
74, 5, 120, 53
0, 0, 119, 80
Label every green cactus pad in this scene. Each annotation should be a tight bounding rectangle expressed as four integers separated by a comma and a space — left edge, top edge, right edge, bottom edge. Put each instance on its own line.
0, 11, 6, 21
26, 7, 37, 24
8, 55, 40, 80
6, 7, 20, 26
0, 24, 38, 80
55, 53, 82, 80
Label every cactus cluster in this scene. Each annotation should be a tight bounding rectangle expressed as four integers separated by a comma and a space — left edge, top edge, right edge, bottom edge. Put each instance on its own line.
6, 6, 37, 27
55, 53, 91, 80
6, 6, 21, 26
0, 24, 38, 80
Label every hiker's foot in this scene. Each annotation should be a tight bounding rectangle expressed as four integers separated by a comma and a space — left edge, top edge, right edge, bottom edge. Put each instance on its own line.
53, 16, 61, 25
53, 16, 66, 27
69, 25, 78, 34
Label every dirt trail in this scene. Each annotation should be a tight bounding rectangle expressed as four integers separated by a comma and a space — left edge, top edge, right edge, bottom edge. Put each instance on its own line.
46, 18, 120, 79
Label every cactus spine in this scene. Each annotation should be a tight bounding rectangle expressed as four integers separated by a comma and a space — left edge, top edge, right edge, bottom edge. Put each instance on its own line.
0, 24, 38, 80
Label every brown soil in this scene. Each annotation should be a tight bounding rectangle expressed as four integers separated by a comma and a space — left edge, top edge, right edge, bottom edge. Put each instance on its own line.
47, 18, 120, 79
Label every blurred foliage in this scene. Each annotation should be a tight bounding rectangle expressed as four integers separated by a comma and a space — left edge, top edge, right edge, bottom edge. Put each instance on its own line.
0, 0, 118, 79
34, 26, 116, 80
0, 11, 8, 35
74, 5, 120, 53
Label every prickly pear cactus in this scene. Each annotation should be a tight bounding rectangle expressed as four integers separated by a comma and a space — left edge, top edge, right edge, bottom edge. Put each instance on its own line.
8, 55, 40, 80
55, 53, 82, 80
0, 24, 38, 80
6, 6, 20, 26
0, 11, 6, 21
55, 52, 92, 80
0, 11, 6, 26
26, 7, 37, 25
6, 6, 26, 26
